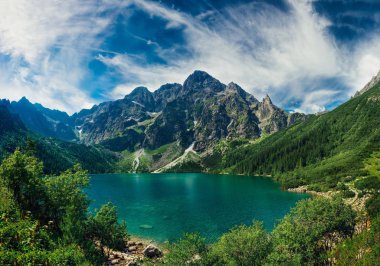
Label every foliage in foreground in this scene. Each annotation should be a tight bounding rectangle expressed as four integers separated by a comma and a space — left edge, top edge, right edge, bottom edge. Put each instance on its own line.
164, 197, 374, 266
332, 216, 380, 266
0, 150, 128, 265
2, 150, 379, 265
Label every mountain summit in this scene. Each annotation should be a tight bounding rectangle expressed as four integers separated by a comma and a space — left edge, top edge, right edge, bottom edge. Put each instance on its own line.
355, 70, 380, 97
70, 71, 307, 151
1, 71, 308, 172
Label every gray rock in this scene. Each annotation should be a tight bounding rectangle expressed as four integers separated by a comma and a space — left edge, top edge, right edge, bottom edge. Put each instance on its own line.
143, 244, 162, 258
128, 246, 137, 252
127, 240, 135, 246
139, 224, 153, 229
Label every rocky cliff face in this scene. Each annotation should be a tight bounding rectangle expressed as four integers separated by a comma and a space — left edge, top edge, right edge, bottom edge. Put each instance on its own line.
73, 70, 307, 152
72, 95, 150, 144
0, 104, 26, 135
0, 98, 76, 141
2, 71, 308, 155
355, 70, 380, 97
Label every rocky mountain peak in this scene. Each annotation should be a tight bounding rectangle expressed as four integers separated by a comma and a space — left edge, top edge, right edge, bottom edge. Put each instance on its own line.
355, 70, 380, 97
185, 70, 213, 82
153, 83, 182, 111
226, 82, 259, 105
128, 86, 151, 96
125, 86, 155, 110
19, 96, 31, 104
262, 94, 273, 105
183, 70, 225, 93
156, 83, 182, 92
0, 99, 11, 107
227, 82, 243, 92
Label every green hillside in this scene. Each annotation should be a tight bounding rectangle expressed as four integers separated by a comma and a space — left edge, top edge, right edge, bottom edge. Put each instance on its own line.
0, 106, 117, 174
220, 81, 380, 190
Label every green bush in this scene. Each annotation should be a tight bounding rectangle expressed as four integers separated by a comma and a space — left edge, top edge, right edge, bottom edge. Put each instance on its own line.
88, 203, 128, 255
341, 190, 356, 198
355, 176, 380, 191
208, 221, 271, 266
308, 183, 322, 192
0, 150, 127, 265
164, 233, 207, 266
332, 215, 380, 265
366, 193, 380, 218
269, 197, 356, 265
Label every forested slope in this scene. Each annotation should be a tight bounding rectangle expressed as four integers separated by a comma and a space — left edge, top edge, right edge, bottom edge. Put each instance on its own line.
221, 81, 380, 189
0, 105, 117, 174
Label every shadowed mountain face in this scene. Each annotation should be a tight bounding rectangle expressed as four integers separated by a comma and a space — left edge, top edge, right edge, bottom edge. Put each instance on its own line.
0, 103, 117, 174
219, 75, 380, 188
1, 71, 308, 153
0, 98, 76, 141
72, 70, 308, 152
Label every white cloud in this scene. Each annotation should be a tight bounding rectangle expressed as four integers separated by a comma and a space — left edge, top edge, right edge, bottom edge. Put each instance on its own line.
294, 89, 339, 114
0, 0, 379, 114
98, 54, 190, 98
103, 0, 380, 113
342, 35, 380, 95
0, 0, 131, 113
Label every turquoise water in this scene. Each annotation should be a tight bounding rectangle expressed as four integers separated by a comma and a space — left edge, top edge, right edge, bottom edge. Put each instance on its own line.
86, 173, 309, 242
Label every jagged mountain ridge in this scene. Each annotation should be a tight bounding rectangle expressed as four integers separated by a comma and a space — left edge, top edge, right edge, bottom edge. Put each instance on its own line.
355, 70, 380, 97
73, 71, 308, 152
0, 98, 76, 141
217, 72, 380, 189
0, 104, 117, 174
0, 70, 308, 172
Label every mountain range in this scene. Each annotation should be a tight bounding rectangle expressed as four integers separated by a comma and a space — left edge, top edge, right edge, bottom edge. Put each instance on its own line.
0, 70, 308, 173
1, 69, 380, 187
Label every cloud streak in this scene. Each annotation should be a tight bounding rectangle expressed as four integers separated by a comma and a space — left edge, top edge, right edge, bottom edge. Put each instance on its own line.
0, 0, 131, 112
0, 0, 379, 114
102, 0, 380, 113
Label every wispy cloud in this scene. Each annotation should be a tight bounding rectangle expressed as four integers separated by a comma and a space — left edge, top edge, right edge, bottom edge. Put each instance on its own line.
0, 0, 379, 114
102, 0, 380, 113
0, 0, 131, 113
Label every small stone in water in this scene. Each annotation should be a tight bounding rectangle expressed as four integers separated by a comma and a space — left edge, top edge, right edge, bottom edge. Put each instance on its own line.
139, 224, 153, 229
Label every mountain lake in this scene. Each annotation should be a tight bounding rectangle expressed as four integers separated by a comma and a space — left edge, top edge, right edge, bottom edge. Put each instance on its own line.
86, 173, 309, 242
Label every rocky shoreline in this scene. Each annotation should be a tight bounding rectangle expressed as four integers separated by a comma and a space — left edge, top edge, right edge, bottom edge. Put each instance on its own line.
105, 236, 164, 266
287, 185, 371, 213
287, 185, 334, 197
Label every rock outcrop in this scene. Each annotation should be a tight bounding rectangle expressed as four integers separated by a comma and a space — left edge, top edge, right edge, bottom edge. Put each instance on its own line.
355, 70, 380, 97
143, 244, 163, 258
2, 70, 309, 155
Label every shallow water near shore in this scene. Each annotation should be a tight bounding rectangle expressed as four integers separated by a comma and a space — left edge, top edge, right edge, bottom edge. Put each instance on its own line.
86, 173, 309, 242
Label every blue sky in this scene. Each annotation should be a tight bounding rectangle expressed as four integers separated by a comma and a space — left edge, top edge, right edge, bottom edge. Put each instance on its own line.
0, 0, 379, 114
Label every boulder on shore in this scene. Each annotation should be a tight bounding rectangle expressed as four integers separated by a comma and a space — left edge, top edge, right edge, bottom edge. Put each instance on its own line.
111, 258, 119, 265
127, 241, 136, 246
128, 246, 137, 252
143, 244, 162, 258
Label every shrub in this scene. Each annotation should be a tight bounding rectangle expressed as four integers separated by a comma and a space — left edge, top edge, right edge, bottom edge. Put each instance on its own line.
164, 233, 207, 266
208, 221, 271, 266
355, 176, 380, 191
341, 190, 356, 198
269, 197, 356, 265
366, 193, 380, 218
